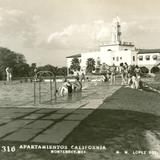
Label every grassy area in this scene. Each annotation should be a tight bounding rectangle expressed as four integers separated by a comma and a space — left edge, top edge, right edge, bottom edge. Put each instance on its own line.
62, 87, 160, 159
0, 87, 160, 160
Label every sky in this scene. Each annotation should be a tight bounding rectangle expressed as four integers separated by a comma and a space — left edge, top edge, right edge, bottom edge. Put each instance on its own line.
0, 0, 160, 66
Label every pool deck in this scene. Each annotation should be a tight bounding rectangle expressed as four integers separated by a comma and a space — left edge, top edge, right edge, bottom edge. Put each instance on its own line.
0, 83, 121, 144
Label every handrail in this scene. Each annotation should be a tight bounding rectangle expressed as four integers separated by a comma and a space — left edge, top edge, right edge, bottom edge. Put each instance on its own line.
33, 71, 56, 105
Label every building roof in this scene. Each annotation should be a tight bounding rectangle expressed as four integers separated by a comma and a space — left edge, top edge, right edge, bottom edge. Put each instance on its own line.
66, 54, 81, 58
138, 49, 160, 54
99, 41, 134, 47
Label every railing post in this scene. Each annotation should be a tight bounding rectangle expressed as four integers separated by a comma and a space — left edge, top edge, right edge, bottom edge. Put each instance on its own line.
39, 76, 41, 104
54, 75, 57, 98
34, 78, 36, 105
50, 76, 53, 103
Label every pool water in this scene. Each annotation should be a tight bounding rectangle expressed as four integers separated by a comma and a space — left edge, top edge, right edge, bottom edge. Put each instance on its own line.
0, 81, 92, 108
0, 82, 61, 107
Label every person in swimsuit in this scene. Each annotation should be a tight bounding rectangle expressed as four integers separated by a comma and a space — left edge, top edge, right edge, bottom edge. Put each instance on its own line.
106, 65, 111, 82
110, 64, 116, 85
6, 67, 12, 82
59, 78, 72, 96
72, 77, 82, 92
124, 62, 129, 83
134, 65, 141, 89
119, 63, 126, 85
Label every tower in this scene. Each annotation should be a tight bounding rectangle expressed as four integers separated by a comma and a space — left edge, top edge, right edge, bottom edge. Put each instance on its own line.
111, 16, 121, 44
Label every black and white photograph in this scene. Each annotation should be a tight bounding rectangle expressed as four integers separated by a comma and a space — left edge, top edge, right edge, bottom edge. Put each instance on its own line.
0, 0, 160, 159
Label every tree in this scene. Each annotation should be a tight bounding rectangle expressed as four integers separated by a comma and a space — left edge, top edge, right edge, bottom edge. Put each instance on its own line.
37, 65, 67, 76
70, 58, 81, 71
37, 64, 56, 74
29, 63, 37, 77
86, 58, 95, 73
0, 47, 27, 80
13, 63, 30, 77
57, 67, 67, 76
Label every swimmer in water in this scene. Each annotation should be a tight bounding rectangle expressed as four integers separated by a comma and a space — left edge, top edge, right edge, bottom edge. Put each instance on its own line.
59, 78, 72, 96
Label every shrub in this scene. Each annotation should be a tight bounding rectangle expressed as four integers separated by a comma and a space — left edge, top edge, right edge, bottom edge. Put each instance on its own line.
140, 66, 149, 74
151, 66, 160, 73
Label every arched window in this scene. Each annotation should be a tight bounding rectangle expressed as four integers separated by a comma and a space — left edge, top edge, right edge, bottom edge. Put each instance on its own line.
138, 55, 143, 61
152, 55, 158, 60
145, 55, 150, 60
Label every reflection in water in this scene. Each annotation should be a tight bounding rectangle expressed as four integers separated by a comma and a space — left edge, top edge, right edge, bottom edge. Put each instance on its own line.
67, 92, 83, 103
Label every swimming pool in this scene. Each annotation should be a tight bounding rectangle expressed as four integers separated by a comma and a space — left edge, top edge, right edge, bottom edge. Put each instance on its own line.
0, 81, 93, 108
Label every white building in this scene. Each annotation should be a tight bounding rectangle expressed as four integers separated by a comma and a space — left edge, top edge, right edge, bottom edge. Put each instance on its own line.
137, 49, 160, 70
66, 17, 160, 74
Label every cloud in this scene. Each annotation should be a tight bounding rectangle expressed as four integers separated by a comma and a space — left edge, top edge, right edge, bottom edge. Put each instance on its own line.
122, 19, 160, 35
46, 21, 112, 50
47, 18, 152, 51
6, 9, 24, 16
0, 8, 38, 48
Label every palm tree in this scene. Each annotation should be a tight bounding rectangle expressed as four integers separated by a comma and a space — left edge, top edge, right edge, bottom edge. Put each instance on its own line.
86, 58, 95, 73
70, 58, 81, 71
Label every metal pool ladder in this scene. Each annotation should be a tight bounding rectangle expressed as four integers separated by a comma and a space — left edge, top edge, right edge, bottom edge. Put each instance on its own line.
33, 71, 57, 105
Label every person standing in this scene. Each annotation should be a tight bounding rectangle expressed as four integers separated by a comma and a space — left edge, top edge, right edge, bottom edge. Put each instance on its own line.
110, 64, 116, 85
73, 77, 82, 92
119, 63, 125, 85
80, 72, 85, 82
134, 65, 141, 89
106, 65, 111, 82
6, 67, 12, 82
124, 62, 129, 83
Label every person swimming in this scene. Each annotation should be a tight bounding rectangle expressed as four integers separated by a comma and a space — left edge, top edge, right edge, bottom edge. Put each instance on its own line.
59, 78, 72, 96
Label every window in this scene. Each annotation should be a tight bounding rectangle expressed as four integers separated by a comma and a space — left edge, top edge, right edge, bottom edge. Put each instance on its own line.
113, 57, 115, 60
145, 55, 150, 60
133, 56, 135, 61
152, 55, 158, 60
124, 49, 128, 51
138, 55, 143, 61
108, 49, 112, 51
120, 57, 122, 60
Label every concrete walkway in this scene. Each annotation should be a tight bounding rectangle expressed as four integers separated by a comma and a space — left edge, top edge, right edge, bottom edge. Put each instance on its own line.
0, 83, 121, 144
